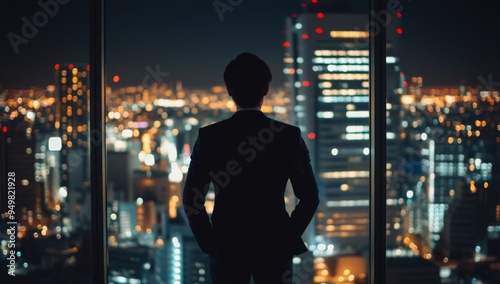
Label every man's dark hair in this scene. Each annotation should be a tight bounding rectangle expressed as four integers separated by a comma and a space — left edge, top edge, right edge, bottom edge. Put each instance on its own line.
223, 52, 272, 108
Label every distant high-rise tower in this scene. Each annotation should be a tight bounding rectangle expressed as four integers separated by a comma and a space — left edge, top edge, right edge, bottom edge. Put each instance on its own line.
54, 63, 90, 191
284, 1, 402, 252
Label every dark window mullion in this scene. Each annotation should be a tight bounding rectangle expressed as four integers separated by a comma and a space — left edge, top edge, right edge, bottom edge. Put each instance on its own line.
90, 0, 108, 283
369, 0, 387, 283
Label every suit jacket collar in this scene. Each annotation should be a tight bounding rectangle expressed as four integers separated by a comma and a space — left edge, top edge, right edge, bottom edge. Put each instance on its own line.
236, 107, 261, 112
230, 109, 266, 119
228, 110, 268, 126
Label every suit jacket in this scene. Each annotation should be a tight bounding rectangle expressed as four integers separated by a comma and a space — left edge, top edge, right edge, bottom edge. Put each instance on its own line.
182, 110, 319, 258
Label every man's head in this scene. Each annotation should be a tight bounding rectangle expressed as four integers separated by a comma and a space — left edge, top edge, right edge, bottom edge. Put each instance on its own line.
223, 52, 272, 108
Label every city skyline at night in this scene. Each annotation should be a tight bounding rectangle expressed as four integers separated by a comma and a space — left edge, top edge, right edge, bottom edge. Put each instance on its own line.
1, 72, 499, 283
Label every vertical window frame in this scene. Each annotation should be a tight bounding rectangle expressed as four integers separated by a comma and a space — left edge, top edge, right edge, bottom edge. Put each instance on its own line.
90, 0, 108, 283
369, 0, 387, 283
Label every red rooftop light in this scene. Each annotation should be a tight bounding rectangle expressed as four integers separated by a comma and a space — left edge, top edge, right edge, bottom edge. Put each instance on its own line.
2, 126, 7, 133
86, 65, 90, 71
315, 27, 323, 34
311, 0, 318, 3
302, 80, 310, 87
302, 34, 309, 39
308, 132, 316, 139
396, 28, 403, 34
283, 41, 291, 48
317, 12, 324, 18
68, 63, 74, 70
396, 12, 402, 18
54, 64, 60, 71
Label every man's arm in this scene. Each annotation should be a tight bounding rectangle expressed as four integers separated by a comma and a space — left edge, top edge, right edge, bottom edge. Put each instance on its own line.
289, 128, 320, 237
182, 130, 215, 254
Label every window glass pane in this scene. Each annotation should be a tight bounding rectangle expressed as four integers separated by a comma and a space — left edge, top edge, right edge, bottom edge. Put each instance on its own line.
105, 1, 370, 283
292, 2, 372, 283
386, 0, 500, 283
0, 0, 92, 282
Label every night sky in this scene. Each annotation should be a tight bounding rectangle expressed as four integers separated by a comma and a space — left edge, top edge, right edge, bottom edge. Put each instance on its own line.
1, 0, 499, 90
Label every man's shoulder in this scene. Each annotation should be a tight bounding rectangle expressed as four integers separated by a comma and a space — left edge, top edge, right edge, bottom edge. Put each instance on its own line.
266, 117, 301, 135
198, 118, 231, 134
198, 114, 301, 136
268, 118, 298, 130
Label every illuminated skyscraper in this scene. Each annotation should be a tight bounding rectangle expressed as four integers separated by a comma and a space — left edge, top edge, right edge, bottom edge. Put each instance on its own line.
118, 201, 138, 239
54, 63, 90, 191
284, 2, 402, 252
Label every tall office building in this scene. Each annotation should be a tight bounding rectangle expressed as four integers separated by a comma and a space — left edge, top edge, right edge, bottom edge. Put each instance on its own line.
118, 201, 138, 239
284, 1, 402, 252
55, 63, 90, 190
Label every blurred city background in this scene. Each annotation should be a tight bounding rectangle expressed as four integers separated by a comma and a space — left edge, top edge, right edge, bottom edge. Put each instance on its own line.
1, 0, 499, 283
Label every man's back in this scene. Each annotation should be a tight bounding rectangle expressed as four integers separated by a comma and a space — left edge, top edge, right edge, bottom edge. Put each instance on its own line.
184, 109, 318, 258
182, 52, 319, 283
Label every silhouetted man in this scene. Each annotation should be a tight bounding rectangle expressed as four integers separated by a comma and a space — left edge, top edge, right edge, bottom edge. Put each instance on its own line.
183, 52, 319, 283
